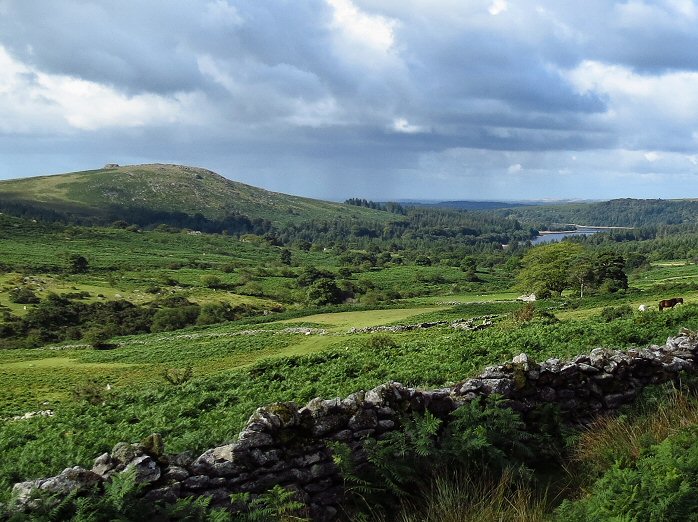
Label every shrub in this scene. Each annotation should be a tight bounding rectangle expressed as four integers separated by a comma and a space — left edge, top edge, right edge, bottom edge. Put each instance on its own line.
557, 426, 698, 521
151, 306, 200, 332
366, 334, 398, 350
67, 254, 89, 274
162, 366, 194, 386
8, 287, 40, 304
599, 305, 634, 323
201, 275, 223, 289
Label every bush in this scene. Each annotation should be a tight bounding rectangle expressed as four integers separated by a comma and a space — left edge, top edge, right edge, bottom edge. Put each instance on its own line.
557, 426, 698, 521
599, 305, 634, 323
201, 274, 223, 289
84, 328, 114, 349
67, 254, 89, 274
366, 334, 398, 350
8, 287, 40, 304
307, 278, 343, 306
151, 306, 200, 332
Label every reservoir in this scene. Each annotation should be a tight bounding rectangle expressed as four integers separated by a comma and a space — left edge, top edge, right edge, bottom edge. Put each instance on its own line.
531, 228, 607, 245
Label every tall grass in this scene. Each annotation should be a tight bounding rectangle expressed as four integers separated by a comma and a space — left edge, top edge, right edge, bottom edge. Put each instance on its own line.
368, 470, 549, 522
572, 383, 698, 476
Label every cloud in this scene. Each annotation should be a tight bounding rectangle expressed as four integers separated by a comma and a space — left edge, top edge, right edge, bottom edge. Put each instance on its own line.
488, 0, 508, 16
1, 1, 698, 200
0, 46, 200, 132
391, 118, 425, 134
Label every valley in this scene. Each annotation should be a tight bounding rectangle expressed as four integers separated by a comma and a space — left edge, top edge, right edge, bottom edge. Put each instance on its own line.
2, 166, 698, 520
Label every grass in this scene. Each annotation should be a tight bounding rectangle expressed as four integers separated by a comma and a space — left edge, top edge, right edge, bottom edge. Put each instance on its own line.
280, 306, 447, 331
387, 470, 548, 522
572, 385, 698, 477
0, 164, 401, 225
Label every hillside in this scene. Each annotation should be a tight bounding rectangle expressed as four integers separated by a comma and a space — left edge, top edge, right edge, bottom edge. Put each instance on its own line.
0, 164, 400, 226
498, 198, 698, 228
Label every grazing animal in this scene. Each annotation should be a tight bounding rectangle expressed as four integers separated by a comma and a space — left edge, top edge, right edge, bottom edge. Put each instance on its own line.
638, 304, 648, 312
659, 297, 684, 311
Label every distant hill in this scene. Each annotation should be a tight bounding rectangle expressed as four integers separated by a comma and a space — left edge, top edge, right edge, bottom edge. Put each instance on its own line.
0, 164, 399, 227
409, 200, 532, 210
498, 198, 698, 227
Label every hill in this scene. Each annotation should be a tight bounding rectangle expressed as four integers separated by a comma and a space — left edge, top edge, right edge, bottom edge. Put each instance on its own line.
410, 200, 532, 210
0, 164, 399, 227
498, 198, 698, 228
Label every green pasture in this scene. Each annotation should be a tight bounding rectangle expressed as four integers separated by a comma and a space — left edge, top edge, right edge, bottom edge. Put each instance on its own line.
280, 306, 446, 331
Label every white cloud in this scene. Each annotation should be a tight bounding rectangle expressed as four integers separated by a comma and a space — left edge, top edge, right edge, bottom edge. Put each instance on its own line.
644, 151, 660, 162
488, 0, 508, 16
0, 45, 198, 132
507, 163, 523, 173
391, 117, 425, 134
327, 0, 396, 53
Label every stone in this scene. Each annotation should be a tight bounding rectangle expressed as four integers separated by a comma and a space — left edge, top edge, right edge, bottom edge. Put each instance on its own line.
139, 433, 165, 459
163, 466, 190, 482
512, 353, 529, 369
589, 348, 610, 368
348, 408, 378, 431
144, 483, 182, 503
111, 442, 139, 465
577, 363, 600, 374
377, 419, 395, 431
183, 476, 211, 490
234, 431, 275, 451
456, 379, 483, 394
557, 389, 575, 400
539, 387, 556, 402
375, 406, 396, 418
11, 332, 698, 519
170, 451, 195, 468
309, 462, 338, 480
125, 455, 161, 484
247, 448, 283, 467
603, 393, 627, 409
92, 452, 114, 477
201, 487, 231, 504
312, 414, 349, 437
329, 429, 353, 441
292, 452, 325, 467
480, 378, 514, 397
13, 466, 102, 508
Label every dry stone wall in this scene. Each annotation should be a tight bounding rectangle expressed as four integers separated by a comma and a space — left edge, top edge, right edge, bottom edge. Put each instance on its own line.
12, 330, 698, 520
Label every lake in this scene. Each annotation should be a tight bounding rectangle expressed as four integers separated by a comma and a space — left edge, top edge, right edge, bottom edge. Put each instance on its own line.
531, 228, 607, 245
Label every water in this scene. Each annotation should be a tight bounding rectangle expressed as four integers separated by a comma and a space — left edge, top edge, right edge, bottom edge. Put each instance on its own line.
531, 229, 605, 245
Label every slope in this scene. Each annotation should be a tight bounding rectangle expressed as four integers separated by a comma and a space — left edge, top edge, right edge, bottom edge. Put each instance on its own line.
0, 163, 400, 226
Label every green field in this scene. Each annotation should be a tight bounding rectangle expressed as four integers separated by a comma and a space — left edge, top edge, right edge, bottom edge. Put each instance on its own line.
4, 191, 698, 520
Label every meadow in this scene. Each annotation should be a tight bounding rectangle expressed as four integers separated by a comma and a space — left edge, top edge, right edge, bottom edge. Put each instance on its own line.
3, 206, 698, 519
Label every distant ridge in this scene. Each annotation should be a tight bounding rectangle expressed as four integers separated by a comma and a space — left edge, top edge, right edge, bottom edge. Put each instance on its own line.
409, 200, 532, 210
0, 163, 399, 227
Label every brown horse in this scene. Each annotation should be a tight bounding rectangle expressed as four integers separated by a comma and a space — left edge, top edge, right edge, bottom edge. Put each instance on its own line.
659, 297, 684, 311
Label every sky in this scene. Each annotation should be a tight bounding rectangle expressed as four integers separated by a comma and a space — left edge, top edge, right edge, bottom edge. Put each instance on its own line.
2, 0, 698, 201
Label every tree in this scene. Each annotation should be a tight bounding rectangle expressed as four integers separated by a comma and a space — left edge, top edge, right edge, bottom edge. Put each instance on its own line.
68, 254, 89, 274
568, 252, 595, 298
307, 278, 343, 305
516, 242, 584, 297
592, 252, 628, 293
8, 287, 40, 304
280, 248, 292, 266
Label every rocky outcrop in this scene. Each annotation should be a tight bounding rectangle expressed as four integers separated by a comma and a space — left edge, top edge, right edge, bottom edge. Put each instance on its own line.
11, 330, 698, 520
